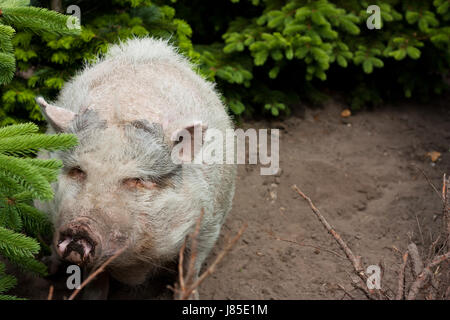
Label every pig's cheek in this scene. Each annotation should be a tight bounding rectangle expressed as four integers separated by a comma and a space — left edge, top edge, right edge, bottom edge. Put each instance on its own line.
132, 214, 156, 258
55, 180, 81, 219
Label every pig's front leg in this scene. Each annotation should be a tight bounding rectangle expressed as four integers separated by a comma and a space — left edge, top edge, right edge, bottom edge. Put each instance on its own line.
81, 271, 110, 300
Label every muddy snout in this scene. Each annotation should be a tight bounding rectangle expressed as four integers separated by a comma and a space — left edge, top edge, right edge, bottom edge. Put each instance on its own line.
56, 220, 101, 266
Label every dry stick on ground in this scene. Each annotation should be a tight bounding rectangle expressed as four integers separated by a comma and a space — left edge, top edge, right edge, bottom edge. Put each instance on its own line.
407, 251, 450, 300
337, 284, 355, 300
68, 247, 126, 300
442, 174, 449, 246
402, 174, 450, 300
47, 285, 54, 301
266, 230, 346, 260
184, 209, 206, 292
185, 224, 247, 298
292, 185, 391, 300
177, 238, 187, 295
413, 165, 442, 201
428, 236, 441, 261
171, 212, 247, 300
396, 252, 409, 300
168, 211, 203, 299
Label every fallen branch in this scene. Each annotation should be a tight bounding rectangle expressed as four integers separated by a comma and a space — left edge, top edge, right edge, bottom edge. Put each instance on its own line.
68, 247, 126, 300
412, 165, 442, 201
443, 174, 449, 246
266, 230, 346, 260
184, 224, 247, 299
292, 184, 390, 300
337, 284, 355, 300
407, 251, 450, 300
182, 209, 205, 296
395, 252, 408, 300
171, 209, 247, 300
47, 285, 54, 300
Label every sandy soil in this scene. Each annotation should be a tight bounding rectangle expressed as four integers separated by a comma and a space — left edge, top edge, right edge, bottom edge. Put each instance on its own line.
10, 96, 450, 299
201, 97, 450, 300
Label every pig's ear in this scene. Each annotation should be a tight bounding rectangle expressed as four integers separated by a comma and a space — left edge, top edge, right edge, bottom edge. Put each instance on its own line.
36, 97, 76, 132
170, 121, 208, 163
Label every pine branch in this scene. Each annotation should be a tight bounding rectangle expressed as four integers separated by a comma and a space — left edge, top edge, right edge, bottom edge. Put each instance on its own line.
0, 294, 23, 300
0, 226, 40, 259
21, 160, 59, 183
7, 190, 32, 202
0, 133, 78, 156
0, 273, 17, 294
5, 253, 47, 276
0, 24, 15, 54
0, 123, 38, 138
0, 51, 16, 83
21, 157, 62, 170
0, 174, 26, 195
1, 7, 80, 37
0, 1, 31, 7
15, 202, 53, 236
0, 154, 55, 200
0, 200, 23, 231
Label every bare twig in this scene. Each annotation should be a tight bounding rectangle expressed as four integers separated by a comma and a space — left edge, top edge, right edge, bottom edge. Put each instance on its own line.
415, 214, 425, 246
396, 252, 408, 300
266, 230, 346, 260
412, 165, 442, 200
337, 284, 355, 300
68, 247, 126, 300
183, 209, 205, 292
428, 235, 441, 261
171, 209, 247, 300
427, 251, 450, 269
178, 238, 187, 294
183, 224, 247, 300
405, 174, 450, 300
407, 251, 450, 300
443, 174, 449, 246
292, 185, 390, 300
292, 186, 363, 271
47, 285, 54, 300
407, 267, 433, 300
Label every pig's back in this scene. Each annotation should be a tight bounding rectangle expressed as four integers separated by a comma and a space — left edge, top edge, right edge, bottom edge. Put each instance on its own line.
55, 38, 233, 135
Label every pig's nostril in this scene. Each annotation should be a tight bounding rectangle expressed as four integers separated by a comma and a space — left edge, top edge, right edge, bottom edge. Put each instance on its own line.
57, 237, 72, 254
57, 231, 97, 265
78, 239, 93, 258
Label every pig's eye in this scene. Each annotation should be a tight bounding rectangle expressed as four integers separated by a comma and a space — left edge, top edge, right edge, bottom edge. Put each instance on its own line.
67, 167, 86, 181
122, 178, 157, 190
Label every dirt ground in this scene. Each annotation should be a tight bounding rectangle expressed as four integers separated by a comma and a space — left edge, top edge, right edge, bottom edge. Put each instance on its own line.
10, 96, 450, 299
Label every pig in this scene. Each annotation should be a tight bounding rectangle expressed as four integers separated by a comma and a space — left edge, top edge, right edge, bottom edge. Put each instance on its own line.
34, 38, 236, 299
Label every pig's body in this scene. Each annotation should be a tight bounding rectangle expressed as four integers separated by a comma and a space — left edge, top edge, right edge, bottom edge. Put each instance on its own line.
35, 38, 236, 294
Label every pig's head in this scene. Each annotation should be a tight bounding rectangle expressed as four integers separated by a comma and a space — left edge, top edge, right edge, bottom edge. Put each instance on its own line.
37, 97, 209, 271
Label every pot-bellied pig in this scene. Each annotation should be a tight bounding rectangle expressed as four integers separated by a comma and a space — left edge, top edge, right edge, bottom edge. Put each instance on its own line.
35, 38, 236, 299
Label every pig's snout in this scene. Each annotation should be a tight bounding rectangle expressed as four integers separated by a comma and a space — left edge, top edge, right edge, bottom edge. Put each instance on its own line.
56, 222, 100, 266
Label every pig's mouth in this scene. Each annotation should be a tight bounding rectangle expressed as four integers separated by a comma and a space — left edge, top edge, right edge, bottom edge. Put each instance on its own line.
56, 223, 99, 266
